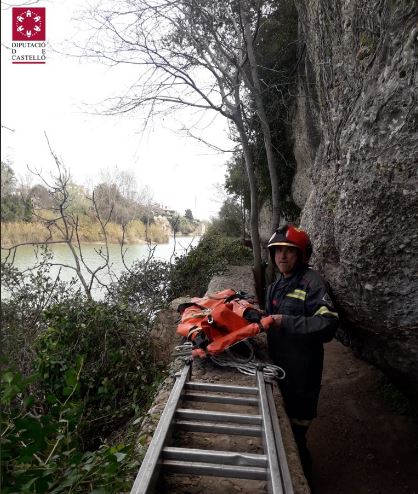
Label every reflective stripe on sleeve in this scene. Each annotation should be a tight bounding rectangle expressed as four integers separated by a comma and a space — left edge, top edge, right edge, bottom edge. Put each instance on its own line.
286, 289, 307, 301
313, 306, 339, 317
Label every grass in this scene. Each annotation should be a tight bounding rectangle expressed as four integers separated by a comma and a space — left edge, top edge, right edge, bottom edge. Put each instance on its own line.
1, 221, 51, 246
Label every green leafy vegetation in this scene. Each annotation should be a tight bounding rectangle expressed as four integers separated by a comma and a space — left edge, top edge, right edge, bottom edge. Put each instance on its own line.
107, 258, 173, 322
1, 256, 167, 493
1, 162, 33, 223
36, 301, 157, 447
206, 198, 245, 239
1, 366, 139, 493
219, 0, 301, 234
170, 233, 253, 297
1, 250, 81, 376
250, 0, 301, 221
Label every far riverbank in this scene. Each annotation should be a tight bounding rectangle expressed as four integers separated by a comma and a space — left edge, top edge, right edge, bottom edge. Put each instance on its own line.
0, 219, 172, 247
1, 235, 201, 299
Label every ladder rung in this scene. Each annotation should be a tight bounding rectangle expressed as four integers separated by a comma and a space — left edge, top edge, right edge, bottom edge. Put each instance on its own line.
163, 459, 268, 480
163, 446, 268, 468
185, 391, 258, 406
176, 408, 262, 425
186, 382, 258, 395
174, 419, 262, 436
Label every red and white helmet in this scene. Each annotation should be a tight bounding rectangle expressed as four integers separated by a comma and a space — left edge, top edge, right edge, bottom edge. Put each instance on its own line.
268, 224, 312, 263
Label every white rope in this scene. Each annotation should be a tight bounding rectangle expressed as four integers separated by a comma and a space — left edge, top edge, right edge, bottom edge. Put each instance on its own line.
173, 341, 194, 356
210, 352, 285, 380
173, 341, 285, 380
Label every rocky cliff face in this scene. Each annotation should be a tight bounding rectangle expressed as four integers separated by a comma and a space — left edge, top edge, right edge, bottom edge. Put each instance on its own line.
292, 1, 418, 400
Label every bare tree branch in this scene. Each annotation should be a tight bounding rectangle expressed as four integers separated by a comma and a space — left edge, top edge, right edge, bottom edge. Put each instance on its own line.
3, 136, 125, 299
74, 0, 291, 294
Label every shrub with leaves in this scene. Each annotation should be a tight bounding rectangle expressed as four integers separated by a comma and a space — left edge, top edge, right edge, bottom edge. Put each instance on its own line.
1, 367, 139, 493
106, 258, 172, 323
170, 232, 253, 297
1, 298, 161, 492
1, 250, 166, 492
1, 250, 81, 376
35, 300, 160, 449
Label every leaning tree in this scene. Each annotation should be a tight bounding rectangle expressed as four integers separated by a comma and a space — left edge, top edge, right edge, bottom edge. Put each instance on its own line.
80, 0, 289, 293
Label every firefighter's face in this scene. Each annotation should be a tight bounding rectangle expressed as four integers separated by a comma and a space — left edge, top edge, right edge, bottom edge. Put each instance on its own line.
274, 246, 300, 277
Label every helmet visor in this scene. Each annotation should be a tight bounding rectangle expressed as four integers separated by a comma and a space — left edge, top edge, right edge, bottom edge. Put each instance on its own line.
268, 241, 300, 250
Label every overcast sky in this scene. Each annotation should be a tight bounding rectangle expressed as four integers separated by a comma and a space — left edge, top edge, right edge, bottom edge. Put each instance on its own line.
1, 0, 234, 220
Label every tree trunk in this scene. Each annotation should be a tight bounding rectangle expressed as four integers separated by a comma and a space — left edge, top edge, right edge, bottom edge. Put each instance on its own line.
240, 195, 246, 244
234, 115, 264, 301
242, 6, 281, 232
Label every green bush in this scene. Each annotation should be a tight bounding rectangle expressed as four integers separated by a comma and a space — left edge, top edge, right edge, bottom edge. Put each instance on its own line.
1, 253, 81, 376
1, 367, 139, 493
206, 198, 244, 238
170, 232, 253, 297
36, 300, 159, 448
1, 254, 166, 493
1, 298, 160, 493
107, 258, 172, 322
1, 194, 33, 223
106, 233, 252, 303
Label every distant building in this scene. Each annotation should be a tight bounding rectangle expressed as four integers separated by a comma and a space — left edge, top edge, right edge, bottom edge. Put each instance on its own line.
154, 215, 172, 235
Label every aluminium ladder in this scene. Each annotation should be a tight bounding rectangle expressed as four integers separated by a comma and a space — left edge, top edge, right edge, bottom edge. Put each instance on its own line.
130, 361, 294, 494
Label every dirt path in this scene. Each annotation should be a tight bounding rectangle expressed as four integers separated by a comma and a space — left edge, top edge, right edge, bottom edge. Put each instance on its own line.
308, 340, 418, 494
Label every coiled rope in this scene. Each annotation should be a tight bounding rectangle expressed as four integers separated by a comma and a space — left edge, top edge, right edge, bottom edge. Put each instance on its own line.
173, 341, 285, 381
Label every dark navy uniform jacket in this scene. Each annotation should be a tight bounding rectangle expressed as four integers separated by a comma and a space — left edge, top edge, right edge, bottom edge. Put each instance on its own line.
265, 265, 338, 421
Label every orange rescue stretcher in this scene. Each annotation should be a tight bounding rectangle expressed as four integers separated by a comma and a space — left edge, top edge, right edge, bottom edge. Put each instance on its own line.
177, 289, 274, 358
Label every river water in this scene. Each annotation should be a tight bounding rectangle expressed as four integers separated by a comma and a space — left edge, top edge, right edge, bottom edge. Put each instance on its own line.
2, 235, 200, 298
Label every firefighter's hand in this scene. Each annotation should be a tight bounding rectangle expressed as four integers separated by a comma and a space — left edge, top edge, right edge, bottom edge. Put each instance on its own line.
271, 314, 283, 327
259, 315, 281, 332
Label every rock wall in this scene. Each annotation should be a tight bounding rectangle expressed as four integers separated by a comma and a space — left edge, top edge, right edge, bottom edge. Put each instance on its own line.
292, 1, 418, 400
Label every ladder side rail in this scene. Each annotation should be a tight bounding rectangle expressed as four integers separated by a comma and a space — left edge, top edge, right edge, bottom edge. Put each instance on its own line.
257, 370, 284, 494
266, 383, 295, 494
130, 363, 191, 494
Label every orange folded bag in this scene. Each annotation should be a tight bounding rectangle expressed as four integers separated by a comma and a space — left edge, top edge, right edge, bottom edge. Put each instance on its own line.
176, 289, 274, 357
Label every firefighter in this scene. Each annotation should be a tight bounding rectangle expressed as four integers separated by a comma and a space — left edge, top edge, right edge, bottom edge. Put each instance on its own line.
265, 224, 338, 487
